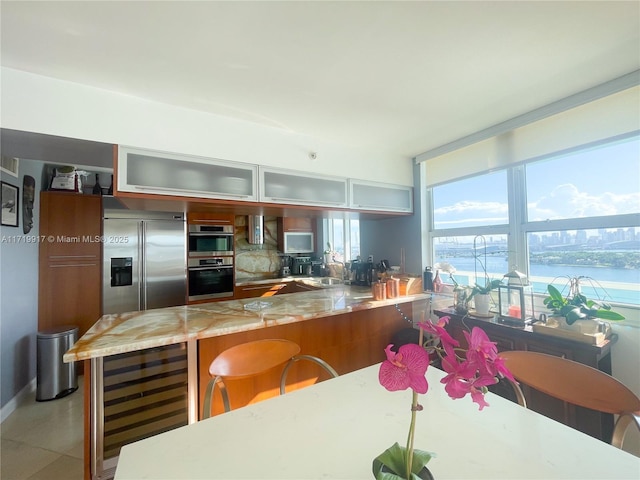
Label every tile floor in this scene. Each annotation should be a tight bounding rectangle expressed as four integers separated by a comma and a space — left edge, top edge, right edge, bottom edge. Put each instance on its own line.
1, 376, 84, 480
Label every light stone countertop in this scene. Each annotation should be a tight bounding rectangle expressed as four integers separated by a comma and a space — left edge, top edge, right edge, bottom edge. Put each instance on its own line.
64, 286, 429, 362
114, 363, 640, 480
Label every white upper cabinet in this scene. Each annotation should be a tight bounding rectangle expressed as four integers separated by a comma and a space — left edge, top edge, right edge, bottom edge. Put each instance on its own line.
349, 179, 413, 213
118, 146, 258, 201
260, 167, 348, 207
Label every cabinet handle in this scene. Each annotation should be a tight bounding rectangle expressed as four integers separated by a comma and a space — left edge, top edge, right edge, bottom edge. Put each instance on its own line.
50, 255, 98, 259
353, 203, 409, 210
188, 219, 233, 225
240, 284, 285, 291
268, 197, 345, 206
134, 185, 251, 198
50, 263, 98, 268
188, 266, 233, 271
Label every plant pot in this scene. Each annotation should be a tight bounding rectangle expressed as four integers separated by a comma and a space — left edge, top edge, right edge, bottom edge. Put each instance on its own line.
453, 289, 469, 315
378, 464, 435, 480
547, 316, 604, 335
473, 294, 491, 315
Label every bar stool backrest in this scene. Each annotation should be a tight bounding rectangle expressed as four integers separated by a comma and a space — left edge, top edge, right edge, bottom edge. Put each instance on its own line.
499, 350, 640, 453
209, 339, 301, 379
203, 338, 338, 418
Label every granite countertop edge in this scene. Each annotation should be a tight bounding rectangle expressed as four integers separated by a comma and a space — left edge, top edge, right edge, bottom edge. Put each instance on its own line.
64, 287, 429, 362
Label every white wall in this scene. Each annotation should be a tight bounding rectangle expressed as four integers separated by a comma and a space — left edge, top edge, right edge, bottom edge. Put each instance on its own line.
0, 67, 413, 186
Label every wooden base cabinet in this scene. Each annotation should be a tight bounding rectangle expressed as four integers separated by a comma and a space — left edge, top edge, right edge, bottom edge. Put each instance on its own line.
38, 192, 102, 336
198, 302, 425, 418
436, 309, 616, 443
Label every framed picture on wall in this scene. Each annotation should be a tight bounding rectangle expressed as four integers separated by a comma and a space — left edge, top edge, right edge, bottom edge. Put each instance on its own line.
1, 181, 19, 227
1, 156, 19, 177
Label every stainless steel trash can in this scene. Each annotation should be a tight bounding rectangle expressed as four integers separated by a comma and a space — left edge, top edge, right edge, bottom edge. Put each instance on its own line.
36, 325, 79, 401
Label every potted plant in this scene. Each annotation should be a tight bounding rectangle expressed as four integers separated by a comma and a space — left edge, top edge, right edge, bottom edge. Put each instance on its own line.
543, 278, 625, 333
374, 316, 514, 479
323, 242, 334, 264
468, 279, 503, 315
444, 270, 472, 314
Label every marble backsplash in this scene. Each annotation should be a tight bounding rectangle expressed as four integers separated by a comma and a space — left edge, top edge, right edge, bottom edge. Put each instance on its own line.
234, 215, 283, 281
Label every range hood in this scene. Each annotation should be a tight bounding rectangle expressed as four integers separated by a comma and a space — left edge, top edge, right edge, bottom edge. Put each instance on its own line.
247, 215, 264, 244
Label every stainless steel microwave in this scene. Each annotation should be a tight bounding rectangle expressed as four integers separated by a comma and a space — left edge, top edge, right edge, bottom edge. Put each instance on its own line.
188, 224, 234, 257
283, 232, 314, 254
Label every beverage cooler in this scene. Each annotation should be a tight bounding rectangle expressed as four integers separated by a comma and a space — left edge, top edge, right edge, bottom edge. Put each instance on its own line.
91, 343, 189, 480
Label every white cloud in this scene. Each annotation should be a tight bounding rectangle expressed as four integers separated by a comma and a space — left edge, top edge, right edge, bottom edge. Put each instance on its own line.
529, 183, 640, 220
435, 184, 639, 227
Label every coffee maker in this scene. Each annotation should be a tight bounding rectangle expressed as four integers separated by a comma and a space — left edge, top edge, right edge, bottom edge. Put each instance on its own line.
350, 260, 374, 286
280, 256, 291, 277
291, 256, 312, 276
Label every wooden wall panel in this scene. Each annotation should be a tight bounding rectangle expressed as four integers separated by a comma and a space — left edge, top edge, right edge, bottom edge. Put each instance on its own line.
38, 192, 102, 336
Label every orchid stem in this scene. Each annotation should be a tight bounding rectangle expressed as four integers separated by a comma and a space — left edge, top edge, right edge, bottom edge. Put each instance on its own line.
404, 323, 426, 479
406, 390, 418, 479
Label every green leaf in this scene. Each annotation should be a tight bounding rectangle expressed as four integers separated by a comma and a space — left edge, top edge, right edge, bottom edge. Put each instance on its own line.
564, 307, 587, 325
592, 309, 625, 321
372, 443, 434, 480
547, 285, 565, 303
373, 443, 407, 479
545, 282, 625, 324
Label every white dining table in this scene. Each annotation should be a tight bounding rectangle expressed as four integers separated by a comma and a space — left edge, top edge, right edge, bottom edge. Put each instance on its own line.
115, 364, 640, 480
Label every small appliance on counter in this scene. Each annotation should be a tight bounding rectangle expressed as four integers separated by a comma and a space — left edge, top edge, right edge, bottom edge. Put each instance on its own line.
311, 259, 324, 277
350, 260, 374, 286
291, 256, 312, 276
280, 256, 292, 277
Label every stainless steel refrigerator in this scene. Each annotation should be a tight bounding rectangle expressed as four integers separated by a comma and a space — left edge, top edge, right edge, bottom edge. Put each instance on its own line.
95, 208, 189, 480
103, 209, 187, 314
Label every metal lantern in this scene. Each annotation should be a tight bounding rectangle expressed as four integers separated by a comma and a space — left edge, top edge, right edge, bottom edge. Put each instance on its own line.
498, 270, 535, 325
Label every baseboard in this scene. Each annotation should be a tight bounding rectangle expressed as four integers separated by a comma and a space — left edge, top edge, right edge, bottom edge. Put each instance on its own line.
0, 376, 36, 423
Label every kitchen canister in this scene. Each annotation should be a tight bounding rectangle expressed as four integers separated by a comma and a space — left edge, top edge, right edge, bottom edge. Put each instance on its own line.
372, 281, 387, 300
386, 277, 400, 298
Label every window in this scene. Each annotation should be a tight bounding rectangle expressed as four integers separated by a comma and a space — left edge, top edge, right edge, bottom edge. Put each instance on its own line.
527, 229, 640, 304
325, 216, 360, 263
432, 170, 508, 229
525, 138, 640, 221
433, 234, 509, 287
428, 134, 640, 306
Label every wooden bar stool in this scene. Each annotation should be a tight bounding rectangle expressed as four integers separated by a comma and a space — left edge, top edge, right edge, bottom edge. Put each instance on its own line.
499, 350, 640, 452
202, 339, 338, 418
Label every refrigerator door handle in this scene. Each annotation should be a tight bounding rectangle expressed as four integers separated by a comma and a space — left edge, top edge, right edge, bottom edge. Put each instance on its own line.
139, 222, 145, 310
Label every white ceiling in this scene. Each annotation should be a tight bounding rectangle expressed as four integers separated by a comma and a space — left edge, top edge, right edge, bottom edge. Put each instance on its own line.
1, 1, 639, 159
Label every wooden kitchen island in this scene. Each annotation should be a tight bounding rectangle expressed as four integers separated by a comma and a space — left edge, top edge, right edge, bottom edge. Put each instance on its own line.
64, 285, 429, 480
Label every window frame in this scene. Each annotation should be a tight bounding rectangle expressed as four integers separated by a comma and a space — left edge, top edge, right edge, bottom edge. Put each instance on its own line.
427, 134, 640, 307
323, 215, 360, 263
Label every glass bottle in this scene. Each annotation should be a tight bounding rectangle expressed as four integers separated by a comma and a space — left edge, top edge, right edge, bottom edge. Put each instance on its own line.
423, 267, 433, 291
432, 270, 442, 293
92, 174, 102, 195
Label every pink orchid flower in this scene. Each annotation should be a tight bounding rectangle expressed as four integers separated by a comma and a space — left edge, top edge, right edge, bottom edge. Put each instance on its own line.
417, 316, 459, 351
440, 354, 477, 398
464, 327, 516, 383
468, 374, 499, 410
379, 343, 430, 394
440, 354, 497, 410
375, 319, 515, 478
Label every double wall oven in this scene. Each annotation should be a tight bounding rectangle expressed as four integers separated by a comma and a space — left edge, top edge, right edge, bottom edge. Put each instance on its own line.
187, 223, 234, 301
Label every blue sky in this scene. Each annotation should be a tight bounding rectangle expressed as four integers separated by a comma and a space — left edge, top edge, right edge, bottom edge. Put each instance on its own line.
434, 136, 640, 228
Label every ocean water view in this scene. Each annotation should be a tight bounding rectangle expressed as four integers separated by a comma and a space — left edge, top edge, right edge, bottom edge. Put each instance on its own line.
435, 256, 640, 305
